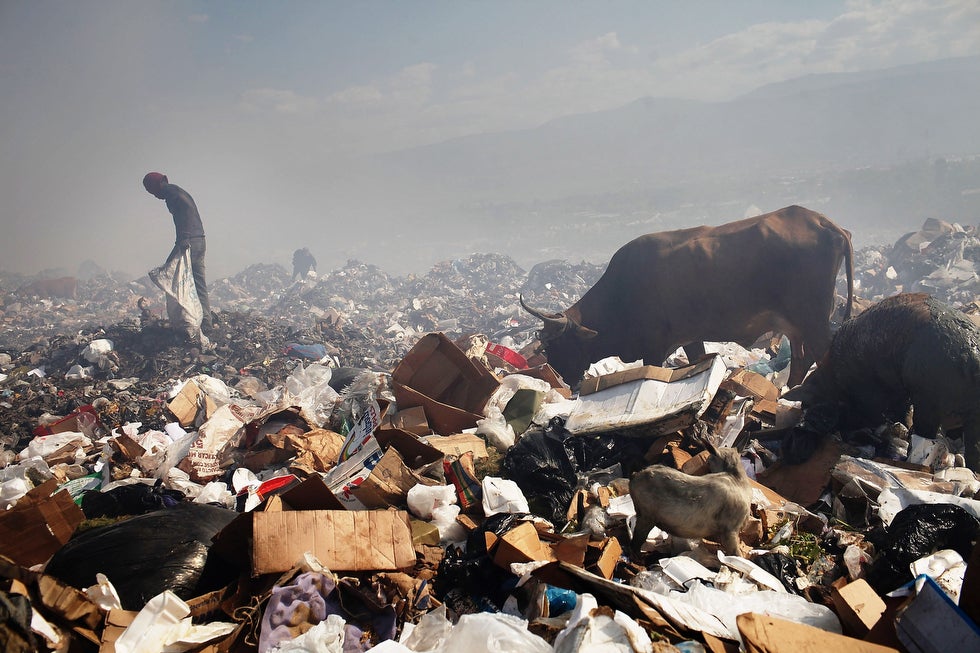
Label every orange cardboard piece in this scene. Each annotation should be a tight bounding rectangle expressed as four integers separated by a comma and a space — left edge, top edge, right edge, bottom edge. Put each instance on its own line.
0, 479, 84, 567
391, 332, 500, 435
251, 509, 416, 574
737, 613, 899, 653
831, 579, 888, 638
682, 450, 711, 475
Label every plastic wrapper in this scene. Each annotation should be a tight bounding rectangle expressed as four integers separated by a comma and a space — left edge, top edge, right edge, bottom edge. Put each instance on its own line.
44, 502, 240, 610
16, 432, 92, 462
672, 580, 841, 642
431, 504, 467, 544
752, 552, 805, 595
501, 430, 577, 526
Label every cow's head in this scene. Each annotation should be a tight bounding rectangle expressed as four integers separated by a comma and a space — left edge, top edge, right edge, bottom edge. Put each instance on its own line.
520, 295, 598, 385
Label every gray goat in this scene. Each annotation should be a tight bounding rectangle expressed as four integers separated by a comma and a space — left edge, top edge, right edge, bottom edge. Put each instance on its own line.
629, 443, 752, 557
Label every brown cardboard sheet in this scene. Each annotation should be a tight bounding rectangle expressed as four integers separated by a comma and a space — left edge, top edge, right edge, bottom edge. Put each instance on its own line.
251, 509, 416, 574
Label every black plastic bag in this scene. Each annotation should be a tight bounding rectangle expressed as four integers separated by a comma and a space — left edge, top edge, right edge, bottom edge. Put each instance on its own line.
865, 503, 980, 594
81, 480, 185, 519
45, 502, 240, 610
753, 551, 805, 595
501, 429, 578, 525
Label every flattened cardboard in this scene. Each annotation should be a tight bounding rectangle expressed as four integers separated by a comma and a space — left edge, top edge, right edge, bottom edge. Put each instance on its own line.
737, 613, 899, 653
578, 355, 719, 395
421, 433, 489, 460
384, 406, 431, 436
251, 509, 416, 574
392, 382, 487, 435
374, 428, 444, 470
0, 479, 84, 566
566, 355, 726, 435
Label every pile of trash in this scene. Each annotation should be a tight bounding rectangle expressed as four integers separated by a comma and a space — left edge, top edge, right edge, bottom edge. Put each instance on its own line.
1, 220, 979, 652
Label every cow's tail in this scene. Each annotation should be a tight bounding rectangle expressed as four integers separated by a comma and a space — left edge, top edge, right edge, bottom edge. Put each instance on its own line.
841, 228, 854, 322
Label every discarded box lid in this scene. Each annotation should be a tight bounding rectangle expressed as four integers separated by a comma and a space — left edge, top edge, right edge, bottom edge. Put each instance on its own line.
566, 355, 726, 435
251, 509, 417, 574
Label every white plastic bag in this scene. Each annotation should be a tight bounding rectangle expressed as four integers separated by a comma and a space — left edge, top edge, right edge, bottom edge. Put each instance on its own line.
482, 477, 530, 516
406, 484, 457, 521
442, 612, 552, 653
149, 247, 209, 348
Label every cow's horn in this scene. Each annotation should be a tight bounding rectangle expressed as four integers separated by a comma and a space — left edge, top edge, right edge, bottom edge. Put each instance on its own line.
519, 294, 567, 327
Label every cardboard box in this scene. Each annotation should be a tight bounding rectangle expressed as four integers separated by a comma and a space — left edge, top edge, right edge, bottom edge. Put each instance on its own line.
383, 406, 431, 436
350, 447, 437, 509
831, 579, 888, 637
0, 479, 84, 566
566, 355, 727, 435
32, 404, 100, 437
585, 537, 622, 580
722, 368, 778, 402
392, 332, 500, 434
491, 521, 557, 568
737, 612, 899, 653
166, 379, 217, 427
251, 509, 417, 574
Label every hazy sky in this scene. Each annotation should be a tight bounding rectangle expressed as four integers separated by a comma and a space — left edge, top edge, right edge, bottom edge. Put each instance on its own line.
3, 0, 980, 279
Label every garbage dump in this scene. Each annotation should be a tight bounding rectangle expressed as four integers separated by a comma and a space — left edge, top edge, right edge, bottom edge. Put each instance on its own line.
1, 222, 980, 652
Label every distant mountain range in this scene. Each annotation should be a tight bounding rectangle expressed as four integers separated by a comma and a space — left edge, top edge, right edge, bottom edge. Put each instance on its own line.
377, 56, 980, 205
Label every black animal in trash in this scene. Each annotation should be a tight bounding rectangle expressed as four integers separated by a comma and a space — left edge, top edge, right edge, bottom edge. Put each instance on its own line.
785, 292, 980, 471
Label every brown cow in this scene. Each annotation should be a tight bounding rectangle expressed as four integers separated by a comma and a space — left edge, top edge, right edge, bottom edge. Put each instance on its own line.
521, 205, 853, 387
17, 276, 78, 300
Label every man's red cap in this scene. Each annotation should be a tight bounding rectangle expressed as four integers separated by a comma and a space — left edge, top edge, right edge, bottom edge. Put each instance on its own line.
142, 172, 167, 196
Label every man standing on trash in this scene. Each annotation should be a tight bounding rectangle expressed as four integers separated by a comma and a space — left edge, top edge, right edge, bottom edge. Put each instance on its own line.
142, 172, 213, 332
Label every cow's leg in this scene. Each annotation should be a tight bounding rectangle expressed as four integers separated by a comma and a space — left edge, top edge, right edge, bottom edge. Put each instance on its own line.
683, 341, 706, 365
790, 318, 833, 387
